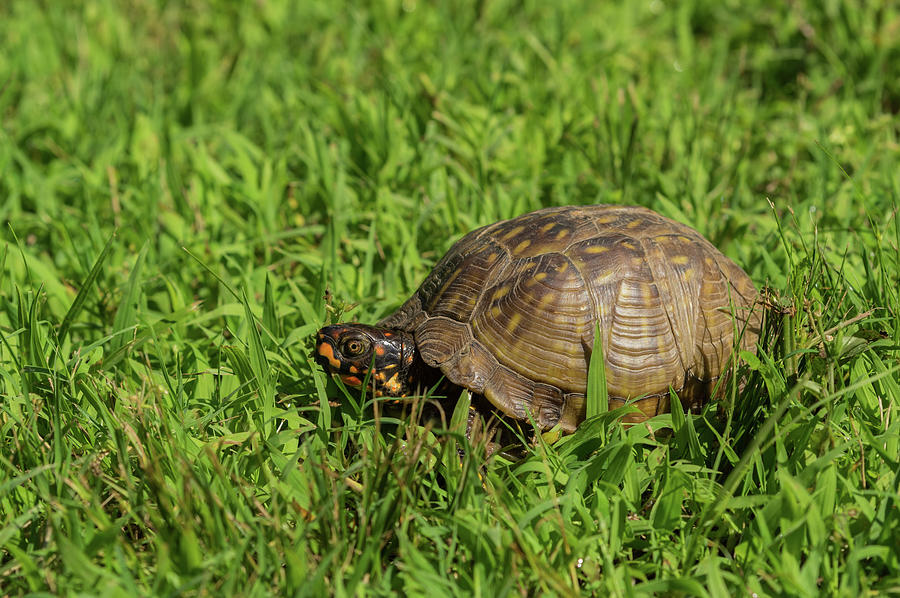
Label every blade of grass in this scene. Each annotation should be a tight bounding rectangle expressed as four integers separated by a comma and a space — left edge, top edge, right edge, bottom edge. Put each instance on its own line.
57, 229, 117, 347
109, 242, 148, 355
586, 322, 609, 420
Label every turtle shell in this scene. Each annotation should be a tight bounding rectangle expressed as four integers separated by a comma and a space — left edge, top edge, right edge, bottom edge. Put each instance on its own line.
379, 204, 761, 432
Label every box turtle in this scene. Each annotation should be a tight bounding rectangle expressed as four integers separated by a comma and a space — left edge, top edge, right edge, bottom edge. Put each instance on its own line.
315, 204, 761, 432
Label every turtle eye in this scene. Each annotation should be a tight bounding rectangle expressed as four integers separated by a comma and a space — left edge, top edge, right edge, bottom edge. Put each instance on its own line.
341, 337, 370, 357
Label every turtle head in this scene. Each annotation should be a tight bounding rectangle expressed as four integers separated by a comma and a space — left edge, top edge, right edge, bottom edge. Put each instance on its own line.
314, 324, 418, 397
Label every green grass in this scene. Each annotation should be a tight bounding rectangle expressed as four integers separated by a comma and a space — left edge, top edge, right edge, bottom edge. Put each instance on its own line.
1, 0, 899, 595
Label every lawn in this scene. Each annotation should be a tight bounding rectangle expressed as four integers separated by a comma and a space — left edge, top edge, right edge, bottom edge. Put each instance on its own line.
1, 0, 899, 595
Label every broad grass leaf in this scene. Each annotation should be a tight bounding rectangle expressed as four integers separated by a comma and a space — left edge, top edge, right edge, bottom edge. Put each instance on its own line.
652, 469, 688, 531
109, 242, 147, 355
586, 322, 608, 419
262, 272, 282, 340
57, 230, 116, 346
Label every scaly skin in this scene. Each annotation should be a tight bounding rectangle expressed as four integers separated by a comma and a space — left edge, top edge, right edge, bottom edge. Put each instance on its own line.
314, 324, 422, 397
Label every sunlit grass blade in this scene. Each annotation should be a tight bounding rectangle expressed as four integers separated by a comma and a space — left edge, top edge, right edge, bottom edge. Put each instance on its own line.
241, 287, 274, 435
586, 322, 608, 420
109, 241, 147, 356
57, 230, 116, 347
262, 272, 281, 341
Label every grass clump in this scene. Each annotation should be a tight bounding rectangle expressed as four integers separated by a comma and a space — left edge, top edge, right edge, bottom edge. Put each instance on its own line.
1, 0, 899, 595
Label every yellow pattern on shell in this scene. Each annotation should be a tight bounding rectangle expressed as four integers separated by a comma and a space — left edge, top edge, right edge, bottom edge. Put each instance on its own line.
501, 225, 525, 241
491, 286, 510, 302
513, 239, 531, 255
506, 312, 522, 333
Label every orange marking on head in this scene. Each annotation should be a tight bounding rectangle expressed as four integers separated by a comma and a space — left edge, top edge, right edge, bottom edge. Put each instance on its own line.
375, 345, 386, 357
340, 375, 362, 387
348, 365, 358, 374
382, 372, 402, 394
317, 342, 342, 369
